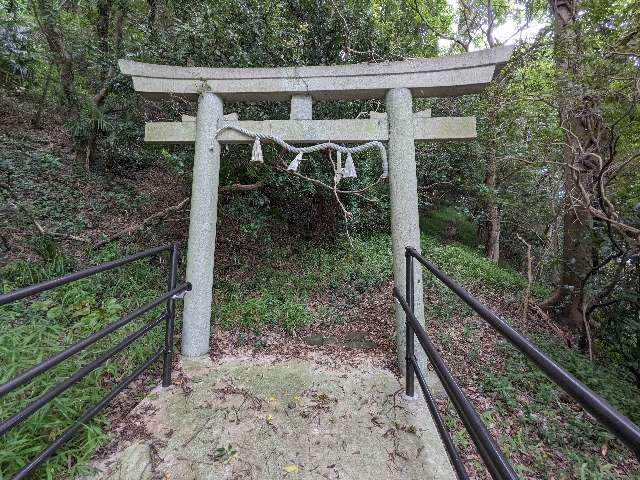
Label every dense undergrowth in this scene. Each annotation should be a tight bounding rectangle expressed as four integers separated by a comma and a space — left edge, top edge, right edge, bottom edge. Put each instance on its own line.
1, 209, 638, 478
0, 242, 170, 479
418, 229, 640, 479
493, 334, 639, 478
210, 231, 538, 334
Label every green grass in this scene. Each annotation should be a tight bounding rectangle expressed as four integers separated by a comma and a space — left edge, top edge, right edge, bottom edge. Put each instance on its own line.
476, 334, 640, 479
213, 196, 538, 332
420, 206, 479, 249
419, 206, 549, 297
212, 234, 393, 331
0, 245, 171, 479
213, 292, 310, 332
422, 234, 547, 296
211, 228, 541, 334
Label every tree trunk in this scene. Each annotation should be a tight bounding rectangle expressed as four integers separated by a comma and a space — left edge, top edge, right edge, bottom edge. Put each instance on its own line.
96, 0, 111, 54
34, 1, 77, 113
557, 148, 594, 329
545, 0, 594, 330
147, 0, 157, 37
85, 3, 124, 171
484, 106, 500, 262
83, 0, 113, 171
484, 153, 500, 261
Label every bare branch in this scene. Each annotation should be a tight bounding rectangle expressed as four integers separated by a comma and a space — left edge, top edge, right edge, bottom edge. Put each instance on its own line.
94, 197, 190, 249
408, 0, 470, 51
219, 181, 264, 194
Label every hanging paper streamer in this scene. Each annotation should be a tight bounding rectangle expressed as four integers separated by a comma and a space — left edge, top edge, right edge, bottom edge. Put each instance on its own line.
251, 137, 263, 163
334, 151, 343, 183
343, 152, 357, 178
287, 152, 303, 172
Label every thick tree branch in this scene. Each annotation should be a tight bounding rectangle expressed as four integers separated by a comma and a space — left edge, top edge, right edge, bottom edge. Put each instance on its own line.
93, 182, 266, 248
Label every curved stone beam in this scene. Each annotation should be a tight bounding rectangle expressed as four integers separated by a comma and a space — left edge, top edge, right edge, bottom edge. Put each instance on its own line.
118, 46, 512, 101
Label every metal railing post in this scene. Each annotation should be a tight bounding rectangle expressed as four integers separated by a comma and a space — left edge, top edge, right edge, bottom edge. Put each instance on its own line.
0, 243, 192, 478
394, 288, 518, 480
405, 248, 415, 397
162, 242, 179, 387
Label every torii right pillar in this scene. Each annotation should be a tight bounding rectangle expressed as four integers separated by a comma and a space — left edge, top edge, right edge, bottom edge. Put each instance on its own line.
386, 87, 424, 370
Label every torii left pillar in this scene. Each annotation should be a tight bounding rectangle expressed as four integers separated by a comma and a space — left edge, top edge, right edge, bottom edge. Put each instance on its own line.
386, 88, 424, 371
181, 91, 223, 357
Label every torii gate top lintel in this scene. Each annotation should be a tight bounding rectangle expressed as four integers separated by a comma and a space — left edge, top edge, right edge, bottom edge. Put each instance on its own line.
118, 46, 512, 101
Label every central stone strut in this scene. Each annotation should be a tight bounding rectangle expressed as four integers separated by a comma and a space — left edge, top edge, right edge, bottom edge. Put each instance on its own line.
119, 47, 512, 370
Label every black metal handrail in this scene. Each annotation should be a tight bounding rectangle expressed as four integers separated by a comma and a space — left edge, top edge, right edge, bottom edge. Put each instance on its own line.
0, 243, 192, 480
395, 245, 640, 480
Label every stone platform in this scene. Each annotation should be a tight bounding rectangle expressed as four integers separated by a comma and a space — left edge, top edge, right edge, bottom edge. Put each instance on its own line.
89, 354, 455, 480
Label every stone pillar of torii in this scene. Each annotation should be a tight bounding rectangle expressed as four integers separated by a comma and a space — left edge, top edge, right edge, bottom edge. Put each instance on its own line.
119, 46, 512, 370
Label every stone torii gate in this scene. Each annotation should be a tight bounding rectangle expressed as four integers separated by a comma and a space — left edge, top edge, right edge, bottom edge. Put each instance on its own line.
119, 46, 512, 368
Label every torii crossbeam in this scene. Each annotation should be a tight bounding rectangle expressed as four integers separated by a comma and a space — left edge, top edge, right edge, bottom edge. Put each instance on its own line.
119, 46, 512, 368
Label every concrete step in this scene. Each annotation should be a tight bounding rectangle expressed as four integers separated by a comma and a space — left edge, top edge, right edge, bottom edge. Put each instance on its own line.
88, 354, 455, 480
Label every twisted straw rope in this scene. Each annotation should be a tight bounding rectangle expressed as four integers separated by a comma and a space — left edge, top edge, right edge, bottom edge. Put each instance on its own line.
213, 124, 388, 178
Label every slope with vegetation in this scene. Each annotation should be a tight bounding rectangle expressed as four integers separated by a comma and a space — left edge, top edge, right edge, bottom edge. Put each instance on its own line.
2, 183, 639, 478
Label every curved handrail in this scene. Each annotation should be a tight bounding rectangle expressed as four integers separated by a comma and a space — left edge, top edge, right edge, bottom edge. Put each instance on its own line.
404, 246, 640, 457
0, 244, 173, 305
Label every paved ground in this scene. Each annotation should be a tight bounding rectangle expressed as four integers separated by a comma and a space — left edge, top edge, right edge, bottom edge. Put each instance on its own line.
88, 354, 455, 480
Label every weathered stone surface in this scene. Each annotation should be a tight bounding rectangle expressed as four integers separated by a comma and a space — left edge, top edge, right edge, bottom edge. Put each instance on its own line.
181, 92, 223, 357
143, 116, 476, 144
182, 113, 238, 122
89, 355, 455, 480
119, 46, 513, 101
387, 87, 426, 373
109, 442, 153, 480
414, 116, 475, 141
290, 95, 313, 120
371, 109, 432, 118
